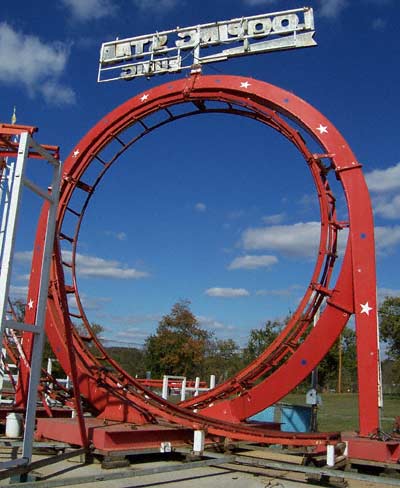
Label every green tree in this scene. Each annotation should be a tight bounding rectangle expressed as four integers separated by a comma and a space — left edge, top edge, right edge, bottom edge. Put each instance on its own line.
144, 300, 212, 379
315, 327, 357, 392
242, 319, 283, 364
10, 299, 25, 321
379, 296, 400, 376
240, 316, 357, 392
340, 328, 357, 389
381, 359, 399, 393
204, 338, 243, 382
106, 346, 146, 378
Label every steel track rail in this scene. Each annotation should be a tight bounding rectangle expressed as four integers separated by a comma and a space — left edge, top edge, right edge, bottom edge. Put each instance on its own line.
17, 74, 379, 440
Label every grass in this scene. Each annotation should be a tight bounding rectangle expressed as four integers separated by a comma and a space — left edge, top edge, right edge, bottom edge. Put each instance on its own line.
284, 393, 400, 433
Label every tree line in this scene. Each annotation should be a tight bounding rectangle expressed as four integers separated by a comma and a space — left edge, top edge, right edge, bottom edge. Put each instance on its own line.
12, 296, 400, 392
142, 300, 361, 391
107, 299, 360, 391
109, 296, 400, 392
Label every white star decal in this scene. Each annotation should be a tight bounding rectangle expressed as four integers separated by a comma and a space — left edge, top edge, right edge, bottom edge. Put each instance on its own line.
360, 302, 373, 316
28, 299, 34, 310
240, 81, 251, 89
316, 124, 328, 135
140, 94, 149, 102
72, 149, 80, 158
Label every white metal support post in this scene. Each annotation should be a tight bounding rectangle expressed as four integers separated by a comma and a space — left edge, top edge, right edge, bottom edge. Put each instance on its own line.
0, 347, 5, 404
0, 161, 16, 265
0, 133, 30, 320
0, 131, 61, 469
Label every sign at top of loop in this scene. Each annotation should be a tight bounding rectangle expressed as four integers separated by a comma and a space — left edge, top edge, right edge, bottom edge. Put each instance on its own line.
98, 7, 316, 83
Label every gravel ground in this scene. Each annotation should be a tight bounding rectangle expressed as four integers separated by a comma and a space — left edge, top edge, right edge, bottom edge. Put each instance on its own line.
1, 451, 399, 488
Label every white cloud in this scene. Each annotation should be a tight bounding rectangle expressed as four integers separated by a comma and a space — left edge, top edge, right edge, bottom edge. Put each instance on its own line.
100, 312, 162, 326
299, 193, 318, 210
242, 0, 278, 5
365, 163, 400, 193
365, 163, 400, 220
375, 226, 400, 254
194, 202, 207, 212
364, 0, 392, 4
256, 284, 303, 297
0, 22, 75, 105
132, 0, 183, 12
228, 254, 278, 270
197, 315, 236, 331
262, 213, 286, 225
63, 251, 150, 279
40, 80, 76, 106
16, 248, 149, 281
105, 231, 127, 241
16, 274, 31, 282
205, 287, 250, 297
378, 288, 400, 303
14, 251, 33, 263
319, 0, 349, 18
102, 328, 149, 346
9, 285, 28, 298
372, 18, 387, 31
68, 293, 111, 311
116, 232, 127, 241
61, 0, 114, 21
373, 194, 400, 220
242, 221, 320, 258
115, 328, 150, 339
228, 210, 245, 220
241, 221, 399, 258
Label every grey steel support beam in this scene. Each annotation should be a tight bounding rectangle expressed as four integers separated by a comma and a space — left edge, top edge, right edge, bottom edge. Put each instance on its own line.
22, 139, 61, 463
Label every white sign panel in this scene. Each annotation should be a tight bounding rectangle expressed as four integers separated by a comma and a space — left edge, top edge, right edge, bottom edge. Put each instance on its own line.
98, 7, 316, 83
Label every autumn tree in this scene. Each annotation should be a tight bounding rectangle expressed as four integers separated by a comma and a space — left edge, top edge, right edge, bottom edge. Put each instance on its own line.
144, 300, 212, 379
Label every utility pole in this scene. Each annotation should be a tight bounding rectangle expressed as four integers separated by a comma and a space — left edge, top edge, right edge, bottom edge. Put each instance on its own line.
337, 334, 342, 394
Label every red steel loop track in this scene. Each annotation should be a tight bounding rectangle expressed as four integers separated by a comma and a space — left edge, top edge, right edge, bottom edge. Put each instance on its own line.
18, 74, 379, 443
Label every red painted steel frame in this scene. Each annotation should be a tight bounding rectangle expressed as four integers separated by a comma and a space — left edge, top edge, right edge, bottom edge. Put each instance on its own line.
18, 75, 380, 443
0, 123, 59, 159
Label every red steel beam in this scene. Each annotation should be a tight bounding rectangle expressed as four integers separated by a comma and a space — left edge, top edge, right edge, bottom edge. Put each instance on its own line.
16, 74, 379, 443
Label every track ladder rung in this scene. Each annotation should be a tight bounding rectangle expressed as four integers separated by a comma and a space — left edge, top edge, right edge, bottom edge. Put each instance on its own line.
75, 180, 93, 193
69, 312, 82, 319
66, 206, 81, 217
79, 334, 92, 342
59, 232, 74, 243
94, 154, 107, 166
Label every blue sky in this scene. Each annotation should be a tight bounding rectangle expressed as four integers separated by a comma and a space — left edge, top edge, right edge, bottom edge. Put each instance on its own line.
2, 0, 400, 348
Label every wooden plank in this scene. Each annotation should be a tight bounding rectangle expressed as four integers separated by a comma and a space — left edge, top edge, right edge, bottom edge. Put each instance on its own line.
239, 449, 305, 465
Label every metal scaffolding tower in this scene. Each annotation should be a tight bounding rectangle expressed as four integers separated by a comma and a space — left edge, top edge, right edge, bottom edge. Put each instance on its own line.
0, 124, 61, 468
